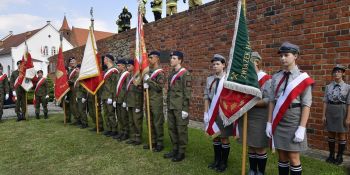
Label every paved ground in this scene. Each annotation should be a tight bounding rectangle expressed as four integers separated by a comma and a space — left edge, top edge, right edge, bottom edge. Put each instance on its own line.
2, 104, 350, 169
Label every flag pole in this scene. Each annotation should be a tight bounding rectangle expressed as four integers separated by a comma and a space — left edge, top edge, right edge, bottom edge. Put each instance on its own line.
95, 95, 99, 134
241, 112, 248, 175
145, 88, 152, 151
25, 91, 28, 120
63, 100, 67, 126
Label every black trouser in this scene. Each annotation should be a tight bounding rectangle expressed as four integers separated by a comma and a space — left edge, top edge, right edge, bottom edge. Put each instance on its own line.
153, 11, 161, 21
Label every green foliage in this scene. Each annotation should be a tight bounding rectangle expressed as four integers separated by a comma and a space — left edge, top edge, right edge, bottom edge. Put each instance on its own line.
46, 76, 54, 102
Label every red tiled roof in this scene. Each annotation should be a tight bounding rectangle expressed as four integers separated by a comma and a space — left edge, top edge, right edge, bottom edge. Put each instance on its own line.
60, 16, 70, 31
70, 27, 114, 47
0, 29, 41, 55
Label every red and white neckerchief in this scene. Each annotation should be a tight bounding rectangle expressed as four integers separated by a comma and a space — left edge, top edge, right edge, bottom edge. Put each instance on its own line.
257, 71, 272, 88
33, 77, 46, 105
127, 76, 134, 91
116, 71, 130, 96
69, 68, 77, 80
272, 72, 314, 134
170, 68, 187, 87
150, 68, 163, 80
0, 74, 7, 81
104, 68, 119, 80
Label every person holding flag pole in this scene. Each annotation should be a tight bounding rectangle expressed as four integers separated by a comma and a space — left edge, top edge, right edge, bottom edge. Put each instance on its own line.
0, 63, 9, 122
266, 42, 314, 175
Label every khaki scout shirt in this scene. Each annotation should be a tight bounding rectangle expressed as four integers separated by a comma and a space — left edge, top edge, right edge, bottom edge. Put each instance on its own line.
167, 67, 192, 112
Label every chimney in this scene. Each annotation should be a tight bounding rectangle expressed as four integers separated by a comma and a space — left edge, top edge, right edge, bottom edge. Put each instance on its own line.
47, 21, 51, 24
9, 31, 13, 35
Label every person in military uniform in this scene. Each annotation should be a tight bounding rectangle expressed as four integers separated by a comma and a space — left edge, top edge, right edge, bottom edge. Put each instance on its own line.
74, 64, 89, 129
113, 59, 130, 141
237, 52, 271, 175
65, 57, 78, 123
151, 0, 162, 21
140, 0, 149, 23
34, 70, 49, 119
125, 60, 144, 146
143, 51, 165, 152
188, 0, 202, 9
166, 0, 179, 16
88, 92, 104, 132
163, 51, 191, 162
322, 64, 350, 165
266, 42, 313, 175
116, 19, 123, 33
10, 61, 26, 121
0, 64, 9, 122
101, 54, 119, 137
118, 6, 132, 32
203, 54, 233, 172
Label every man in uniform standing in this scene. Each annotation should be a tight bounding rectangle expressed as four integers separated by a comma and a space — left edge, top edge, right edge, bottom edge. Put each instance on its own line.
0, 64, 9, 122
74, 64, 89, 128
166, 0, 179, 16
163, 51, 191, 162
143, 51, 165, 152
118, 6, 132, 32
188, 0, 202, 9
34, 70, 49, 119
140, 0, 149, 23
101, 54, 119, 137
151, 0, 162, 21
10, 61, 26, 121
65, 57, 78, 123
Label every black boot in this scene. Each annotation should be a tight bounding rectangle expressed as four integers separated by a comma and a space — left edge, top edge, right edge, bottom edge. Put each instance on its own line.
16, 113, 22, 122
216, 143, 230, 172
326, 138, 336, 163
208, 141, 222, 169
278, 161, 289, 175
44, 113, 48, 119
257, 153, 268, 175
164, 150, 178, 159
36, 113, 40, 119
335, 140, 346, 165
290, 164, 302, 175
248, 152, 257, 173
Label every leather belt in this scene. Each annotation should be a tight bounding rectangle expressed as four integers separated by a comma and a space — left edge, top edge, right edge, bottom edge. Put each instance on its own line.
288, 103, 301, 109
328, 101, 346, 105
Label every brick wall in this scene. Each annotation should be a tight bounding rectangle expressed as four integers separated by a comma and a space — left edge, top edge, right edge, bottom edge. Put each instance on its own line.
48, 0, 350, 153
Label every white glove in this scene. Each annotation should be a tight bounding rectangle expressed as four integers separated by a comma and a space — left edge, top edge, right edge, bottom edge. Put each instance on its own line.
113, 101, 116, 108
107, 98, 113, 104
293, 126, 306, 143
135, 108, 141, 113
126, 107, 128, 111
5, 94, 9, 100
65, 96, 69, 103
82, 98, 86, 103
143, 74, 150, 81
12, 91, 16, 97
143, 83, 149, 89
204, 112, 209, 125
181, 111, 189, 119
265, 122, 272, 138
46, 95, 49, 99
122, 102, 127, 108
76, 98, 78, 102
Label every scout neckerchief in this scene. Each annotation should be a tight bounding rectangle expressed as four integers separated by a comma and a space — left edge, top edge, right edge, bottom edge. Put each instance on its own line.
257, 71, 271, 88
69, 68, 78, 80
150, 68, 163, 80
33, 77, 46, 105
272, 72, 314, 134
104, 67, 119, 80
170, 68, 187, 87
0, 73, 7, 82
127, 76, 134, 92
116, 71, 130, 96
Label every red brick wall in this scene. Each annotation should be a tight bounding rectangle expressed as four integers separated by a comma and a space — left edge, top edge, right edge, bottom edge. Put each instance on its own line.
49, 0, 350, 153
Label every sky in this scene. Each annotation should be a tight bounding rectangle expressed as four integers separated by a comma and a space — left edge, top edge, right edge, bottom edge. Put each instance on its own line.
0, 0, 214, 38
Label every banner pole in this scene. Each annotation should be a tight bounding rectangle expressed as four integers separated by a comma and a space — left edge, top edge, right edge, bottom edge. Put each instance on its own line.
95, 94, 99, 134
241, 112, 248, 175
146, 88, 152, 151
25, 91, 28, 120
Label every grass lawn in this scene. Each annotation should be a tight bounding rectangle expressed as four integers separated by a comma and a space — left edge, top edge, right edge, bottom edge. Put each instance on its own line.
0, 114, 347, 175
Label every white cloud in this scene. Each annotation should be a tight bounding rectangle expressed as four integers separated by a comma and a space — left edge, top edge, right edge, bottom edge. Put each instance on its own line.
0, 0, 29, 10
70, 17, 115, 33
0, 14, 47, 37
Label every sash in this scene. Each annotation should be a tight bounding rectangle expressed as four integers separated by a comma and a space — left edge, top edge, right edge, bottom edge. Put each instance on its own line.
150, 69, 163, 80
257, 71, 271, 88
127, 76, 134, 91
104, 68, 119, 80
33, 78, 46, 105
69, 68, 77, 80
116, 71, 130, 96
170, 68, 187, 87
272, 72, 314, 133
0, 74, 7, 82
74, 79, 79, 88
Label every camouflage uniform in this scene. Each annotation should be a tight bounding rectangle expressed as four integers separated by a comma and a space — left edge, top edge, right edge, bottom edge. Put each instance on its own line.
0, 72, 9, 120
10, 69, 26, 120
75, 80, 88, 128
34, 77, 49, 118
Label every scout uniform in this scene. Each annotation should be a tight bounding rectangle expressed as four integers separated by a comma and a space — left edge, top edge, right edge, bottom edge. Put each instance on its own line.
68, 66, 80, 125
164, 51, 191, 162
204, 54, 233, 172
10, 61, 26, 121
34, 71, 49, 119
189, 0, 202, 9
268, 42, 313, 175
151, 0, 162, 21
65, 58, 78, 123
238, 52, 271, 175
323, 64, 350, 165
166, 0, 178, 16
101, 54, 119, 137
114, 59, 130, 141
144, 51, 165, 151
125, 63, 144, 145
74, 65, 88, 128
0, 64, 9, 121
88, 92, 104, 131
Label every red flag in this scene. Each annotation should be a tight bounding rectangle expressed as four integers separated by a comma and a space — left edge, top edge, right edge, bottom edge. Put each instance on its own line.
133, 2, 149, 85
54, 43, 70, 102
78, 27, 104, 94
14, 44, 37, 91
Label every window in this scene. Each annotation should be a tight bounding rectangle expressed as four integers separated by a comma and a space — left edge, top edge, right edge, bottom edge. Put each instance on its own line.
43, 46, 49, 56
51, 46, 56, 55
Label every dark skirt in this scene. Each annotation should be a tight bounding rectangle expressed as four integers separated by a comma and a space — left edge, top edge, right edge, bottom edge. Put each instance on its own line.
326, 104, 348, 133
216, 115, 234, 137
